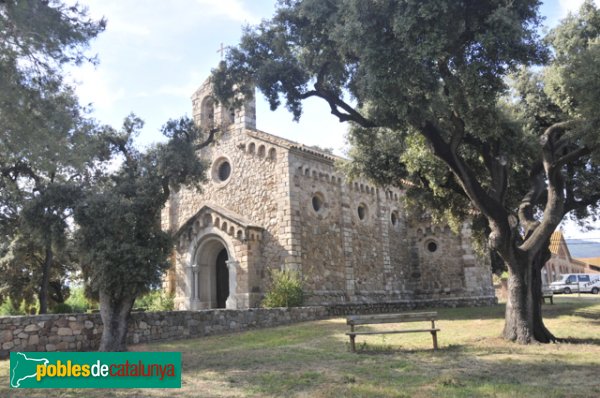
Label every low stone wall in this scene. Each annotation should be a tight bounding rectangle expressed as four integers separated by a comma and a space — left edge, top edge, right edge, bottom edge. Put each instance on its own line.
0, 306, 327, 359
325, 296, 498, 316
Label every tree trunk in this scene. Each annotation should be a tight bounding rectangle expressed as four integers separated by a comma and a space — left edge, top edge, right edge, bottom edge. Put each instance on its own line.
39, 243, 53, 314
98, 290, 137, 351
502, 252, 556, 343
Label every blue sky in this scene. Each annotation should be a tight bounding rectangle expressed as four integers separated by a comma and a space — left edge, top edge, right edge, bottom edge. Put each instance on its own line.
69, 0, 599, 239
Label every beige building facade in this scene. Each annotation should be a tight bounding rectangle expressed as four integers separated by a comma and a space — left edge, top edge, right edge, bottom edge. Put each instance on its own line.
161, 78, 495, 310
543, 231, 600, 286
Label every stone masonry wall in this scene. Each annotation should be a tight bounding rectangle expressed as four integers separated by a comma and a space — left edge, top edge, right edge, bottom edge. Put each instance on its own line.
289, 149, 415, 305
0, 306, 327, 360
326, 296, 498, 316
291, 154, 346, 300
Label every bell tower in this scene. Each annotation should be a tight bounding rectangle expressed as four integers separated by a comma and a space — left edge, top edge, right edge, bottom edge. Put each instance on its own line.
191, 77, 256, 130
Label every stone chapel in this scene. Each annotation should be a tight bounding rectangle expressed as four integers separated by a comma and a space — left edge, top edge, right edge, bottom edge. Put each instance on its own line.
161, 77, 495, 310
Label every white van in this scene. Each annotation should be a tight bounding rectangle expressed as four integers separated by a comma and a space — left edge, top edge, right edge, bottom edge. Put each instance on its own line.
549, 273, 600, 294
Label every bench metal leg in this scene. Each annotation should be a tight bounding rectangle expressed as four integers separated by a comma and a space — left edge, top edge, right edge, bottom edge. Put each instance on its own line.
350, 334, 356, 352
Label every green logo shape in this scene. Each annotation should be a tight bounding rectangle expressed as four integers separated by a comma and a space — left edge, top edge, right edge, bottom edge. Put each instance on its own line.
10, 352, 181, 388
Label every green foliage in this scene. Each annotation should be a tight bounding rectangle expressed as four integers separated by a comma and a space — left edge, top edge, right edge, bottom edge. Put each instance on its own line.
215, 0, 600, 260
0, 298, 23, 315
262, 269, 304, 308
64, 286, 93, 313
213, 0, 551, 238
51, 303, 73, 314
0, 298, 37, 315
74, 115, 207, 301
135, 290, 175, 312
73, 115, 208, 350
0, 0, 108, 313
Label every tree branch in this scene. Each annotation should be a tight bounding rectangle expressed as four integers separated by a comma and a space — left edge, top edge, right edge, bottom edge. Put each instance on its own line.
565, 192, 600, 215
0, 161, 41, 186
194, 127, 219, 151
416, 119, 509, 234
304, 63, 376, 128
554, 146, 592, 170
517, 161, 545, 236
302, 87, 376, 127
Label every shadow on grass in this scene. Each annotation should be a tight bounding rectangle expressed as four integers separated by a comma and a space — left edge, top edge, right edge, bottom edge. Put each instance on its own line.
559, 337, 600, 345
351, 345, 446, 355
436, 297, 600, 322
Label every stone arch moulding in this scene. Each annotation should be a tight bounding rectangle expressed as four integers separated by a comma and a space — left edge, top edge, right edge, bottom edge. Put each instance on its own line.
185, 230, 239, 311
174, 203, 263, 311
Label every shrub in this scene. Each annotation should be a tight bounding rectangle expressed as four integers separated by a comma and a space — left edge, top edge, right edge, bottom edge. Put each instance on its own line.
135, 290, 175, 312
52, 303, 73, 314
262, 269, 304, 308
0, 299, 25, 315
64, 286, 93, 313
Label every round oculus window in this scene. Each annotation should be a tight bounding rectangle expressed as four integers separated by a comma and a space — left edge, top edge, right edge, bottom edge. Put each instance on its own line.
427, 241, 438, 253
217, 161, 231, 181
312, 194, 323, 212
358, 204, 367, 220
212, 157, 233, 185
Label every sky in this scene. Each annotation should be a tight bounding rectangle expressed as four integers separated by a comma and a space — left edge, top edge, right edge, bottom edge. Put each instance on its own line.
68, 0, 600, 240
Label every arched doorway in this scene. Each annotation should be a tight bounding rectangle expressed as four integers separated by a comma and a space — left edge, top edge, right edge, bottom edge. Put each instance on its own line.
215, 248, 229, 308
192, 236, 233, 309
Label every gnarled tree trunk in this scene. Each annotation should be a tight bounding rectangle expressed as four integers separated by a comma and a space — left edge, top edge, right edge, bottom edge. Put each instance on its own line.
503, 248, 556, 343
39, 243, 53, 314
98, 290, 137, 351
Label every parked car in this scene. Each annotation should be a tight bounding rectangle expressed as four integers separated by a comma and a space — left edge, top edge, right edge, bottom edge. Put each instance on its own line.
549, 273, 600, 294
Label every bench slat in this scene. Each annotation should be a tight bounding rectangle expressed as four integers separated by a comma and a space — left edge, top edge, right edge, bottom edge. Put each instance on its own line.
347, 312, 437, 325
347, 328, 440, 336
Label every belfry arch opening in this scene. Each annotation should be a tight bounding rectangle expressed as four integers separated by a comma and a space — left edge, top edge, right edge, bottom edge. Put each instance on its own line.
192, 237, 232, 309
201, 96, 216, 128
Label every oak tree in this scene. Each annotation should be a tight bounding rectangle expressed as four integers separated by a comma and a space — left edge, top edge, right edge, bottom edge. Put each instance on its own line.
213, 0, 600, 343
0, 0, 106, 313
74, 115, 214, 351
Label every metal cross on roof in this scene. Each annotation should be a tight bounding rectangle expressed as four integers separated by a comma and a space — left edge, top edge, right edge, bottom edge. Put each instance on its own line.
217, 42, 226, 60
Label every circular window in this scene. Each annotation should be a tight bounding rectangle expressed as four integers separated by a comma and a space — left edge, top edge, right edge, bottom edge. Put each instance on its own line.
357, 203, 368, 220
427, 241, 438, 253
312, 194, 323, 212
391, 211, 398, 226
212, 157, 233, 185
217, 161, 231, 181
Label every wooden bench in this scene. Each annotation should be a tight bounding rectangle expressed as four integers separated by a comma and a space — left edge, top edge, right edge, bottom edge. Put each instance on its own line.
542, 289, 554, 305
346, 312, 440, 352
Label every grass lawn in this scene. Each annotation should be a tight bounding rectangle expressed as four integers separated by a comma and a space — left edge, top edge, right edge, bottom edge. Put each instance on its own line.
2, 295, 599, 397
